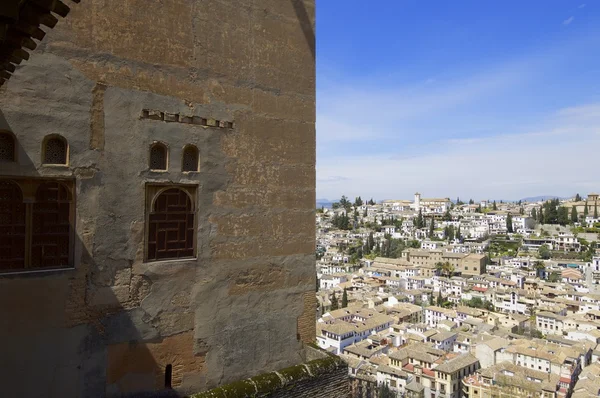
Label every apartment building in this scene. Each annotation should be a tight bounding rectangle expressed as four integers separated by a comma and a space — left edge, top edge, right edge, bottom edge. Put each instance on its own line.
463, 362, 565, 398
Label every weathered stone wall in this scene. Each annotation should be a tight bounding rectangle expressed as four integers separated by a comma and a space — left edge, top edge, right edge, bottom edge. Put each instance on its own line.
0, 1, 315, 397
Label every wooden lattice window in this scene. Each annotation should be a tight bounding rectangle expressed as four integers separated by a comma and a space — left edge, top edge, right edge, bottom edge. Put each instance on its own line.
32, 182, 72, 268
150, 142, 168, 171
182, 145, 199, 172
43, 135, 68, 165
0, 178, 73, 272
0, 181, 26, 270
146, 185, 196, 262
0, 131, 16, 162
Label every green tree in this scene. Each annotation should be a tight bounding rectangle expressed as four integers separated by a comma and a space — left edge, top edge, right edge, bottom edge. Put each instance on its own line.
469, 199, 474, 205
534, 260, 545, 278
442, 209, 452, 221
341, 288, 348, 308
467, 297, 484, 309
378, 383, 395, 398
538, 207, 544, 224
557, 206, 569, 226
571, 206, 578, 223
339, 195, 351, 212
435, 261, 455, 277
493, 201, 497, 210
538, 244, 551, 260
354, 196, 363, 207
415, 209, 424, 229
428, 217, 435, 238
584, 200, 589, 218
506, 214, 514, 233
595, 203, 598, 218
548, 272, 560, 283
456, 225, 462, 242
575, 193, 582, 202
532, 208, 537, 220
330, 291, 339, 311
436, 291, 443, 306
368, 198, 375, 205
520, 207, 524, 215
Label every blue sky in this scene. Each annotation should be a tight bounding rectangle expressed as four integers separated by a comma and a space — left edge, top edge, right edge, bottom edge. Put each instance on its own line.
316, 1, 600, 202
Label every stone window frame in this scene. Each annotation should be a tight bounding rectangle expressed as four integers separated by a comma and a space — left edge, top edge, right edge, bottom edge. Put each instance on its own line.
0, 177, 76, 274
181, 144, 199, 173
41, 134, 69, 166
0, 130, 17, 163
149, 141, 169, 171
144, 183, 197, 263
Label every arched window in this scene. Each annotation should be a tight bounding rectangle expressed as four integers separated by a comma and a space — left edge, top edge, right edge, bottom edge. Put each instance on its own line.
147, 187, 195, 261
32, 182, 72, 268
0, 180, 26, 270
42, 135, 68, 165
182, 145, 199, 172
0, 131, 16, 162
149, 142, 168, 171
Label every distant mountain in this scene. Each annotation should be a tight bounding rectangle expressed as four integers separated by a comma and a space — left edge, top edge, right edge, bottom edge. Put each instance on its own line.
316, 199, 334, 208
519, 195, 568, 203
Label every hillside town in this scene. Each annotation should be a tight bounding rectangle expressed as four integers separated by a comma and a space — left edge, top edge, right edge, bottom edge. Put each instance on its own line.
316, 192, 600, 398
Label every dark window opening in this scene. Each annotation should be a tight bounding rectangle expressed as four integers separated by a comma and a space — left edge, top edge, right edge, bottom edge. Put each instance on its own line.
182, 145, 199, 172
0, 180, 26, 270
150, 142, 168, 171
43, 136, 68, 165
147, 187, 195, 261
0, 178, 73, 272
32, 182, 72, 268
0, 132, 16, 162
165, 364, 172, 389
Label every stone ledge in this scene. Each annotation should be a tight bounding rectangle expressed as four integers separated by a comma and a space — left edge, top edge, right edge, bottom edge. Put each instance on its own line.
140, 109, 234, 129
190, 346, 345, 398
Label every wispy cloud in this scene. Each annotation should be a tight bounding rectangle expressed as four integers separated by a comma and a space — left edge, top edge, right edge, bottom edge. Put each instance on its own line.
317, 103, 600, 201
563, 16, 575, 25
578, 4, 586, 9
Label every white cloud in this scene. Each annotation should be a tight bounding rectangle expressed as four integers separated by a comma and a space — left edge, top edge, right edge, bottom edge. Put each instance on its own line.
317, 59, 534, 145
579, 4, 586, 9
317, 103, 600, 201
563, 16, 575, 25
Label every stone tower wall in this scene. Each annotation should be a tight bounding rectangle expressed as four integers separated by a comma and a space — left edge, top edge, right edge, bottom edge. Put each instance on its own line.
0, 1, 315, 396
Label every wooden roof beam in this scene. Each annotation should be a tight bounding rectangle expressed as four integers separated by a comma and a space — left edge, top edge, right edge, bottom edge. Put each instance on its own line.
31, 0, 71, 18
14, 20, 47, 41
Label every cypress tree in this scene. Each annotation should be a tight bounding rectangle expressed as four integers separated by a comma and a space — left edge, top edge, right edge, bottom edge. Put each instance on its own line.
506, 214, 513, 233
532, 208, 537, 220
584, 201, 589, 217
595, 203, 598, 218
571, 206, 578, 223
341, 288, 348, 308
493, 201, 497, 210
330, 291, 338, 311
429, 217, 435, 238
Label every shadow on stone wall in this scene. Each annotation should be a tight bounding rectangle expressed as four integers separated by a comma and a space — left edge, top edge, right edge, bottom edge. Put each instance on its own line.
0, 109, 183, 398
